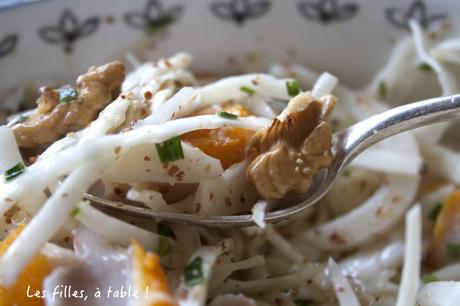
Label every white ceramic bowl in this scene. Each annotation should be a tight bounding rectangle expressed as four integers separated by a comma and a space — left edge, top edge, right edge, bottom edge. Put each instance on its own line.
0, 0, 455, 104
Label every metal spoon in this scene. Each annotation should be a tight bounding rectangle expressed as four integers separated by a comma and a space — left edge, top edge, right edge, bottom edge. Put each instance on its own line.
77, 94, 460, 228
9, 94, 460, 228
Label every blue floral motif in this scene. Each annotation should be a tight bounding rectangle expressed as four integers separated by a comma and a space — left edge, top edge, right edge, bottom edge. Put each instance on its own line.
38, 10, 99, 53
0, 34, 18, 59
210, 0, 271, 25
386, 1, 446, 30
124, 0, 183, 33
298, 0, 359, 24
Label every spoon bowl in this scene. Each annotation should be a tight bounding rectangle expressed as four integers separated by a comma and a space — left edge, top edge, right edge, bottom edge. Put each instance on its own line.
83, 93, 460, 228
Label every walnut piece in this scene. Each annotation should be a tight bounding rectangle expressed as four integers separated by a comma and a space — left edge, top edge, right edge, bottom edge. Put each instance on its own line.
12, 61, 125, 148
246, 92, 336, 199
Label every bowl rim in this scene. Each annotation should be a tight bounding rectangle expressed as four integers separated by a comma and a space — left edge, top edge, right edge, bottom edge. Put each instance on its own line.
0, 0, 53, 12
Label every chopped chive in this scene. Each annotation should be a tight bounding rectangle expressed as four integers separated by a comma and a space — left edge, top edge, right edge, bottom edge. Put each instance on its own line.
378, 81, 387, 100
4, 162, 25, 182
155, 136, 184, 163
422, 273, 439, 284
216, 111, 238, 119
157, 223, 175, 239
59, 87, 78, 103
70, 207, 81, 217
428, 203, 443, 221
157, 224, 174, 257
286, 80, 300, 96
446, 243, 460, 259
295, 299, 313, 306
157, 236, 173, 257
418, 62, 433, 72
184, 256, 204, 287
240, 86, 256, 96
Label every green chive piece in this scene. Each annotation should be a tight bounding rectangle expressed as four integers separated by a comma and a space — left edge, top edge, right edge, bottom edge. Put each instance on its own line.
157, 223, 175, 257
422, 273, 439, 284
157, 223, 175, 238
286, 80, 300, 96
157, 224, 174, 257
158, 236, 173, 257
295, 299, 313, 306
378, 81, 387, 100
240, 86, 256, 96
428, 203, 443, 221
59, 87, 78, 103
4, 162, 25, 182
446, 243, 460, 259
418, 62, 433, 72
70, 207, 81, 217
155, 136, 184, 163
216, 111, 238, 120
184, 256, 204, 287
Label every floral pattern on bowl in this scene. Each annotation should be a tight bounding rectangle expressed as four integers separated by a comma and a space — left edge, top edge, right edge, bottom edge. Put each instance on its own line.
38, 9, 100, 53
0, 0, 454, 105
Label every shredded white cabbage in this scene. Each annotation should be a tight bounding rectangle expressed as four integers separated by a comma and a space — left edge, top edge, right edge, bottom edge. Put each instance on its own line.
0, 126, 22, 173
326, 258, 361, 306
75, 201, 161, 249
198, 74, 292, 106
418, 138, 460, 183
251, 201, 267, 229
176, 244, 228, 306
351, 147, 424, 176
304, 175, 419, 250
395, 205, 422, 306
417, 281, 460, 306
409, 20, 458, 96
311, 72, 338, 99
0, 162, 102, 286
431, 263, 460, 281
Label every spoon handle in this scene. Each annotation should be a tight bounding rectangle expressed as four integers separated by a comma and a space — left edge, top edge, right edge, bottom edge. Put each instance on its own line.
339, 94, 460, 165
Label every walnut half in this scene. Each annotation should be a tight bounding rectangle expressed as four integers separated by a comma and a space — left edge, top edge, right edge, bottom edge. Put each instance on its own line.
246, 92, 336, 199
12, 61, 125, 148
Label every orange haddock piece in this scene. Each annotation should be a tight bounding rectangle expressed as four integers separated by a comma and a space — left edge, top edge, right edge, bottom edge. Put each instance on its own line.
429, 189, 460, 266
182, 103, 255, 169
433, 189, 460, 246
131, 240, 177, 306
0, 224, 55, 306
